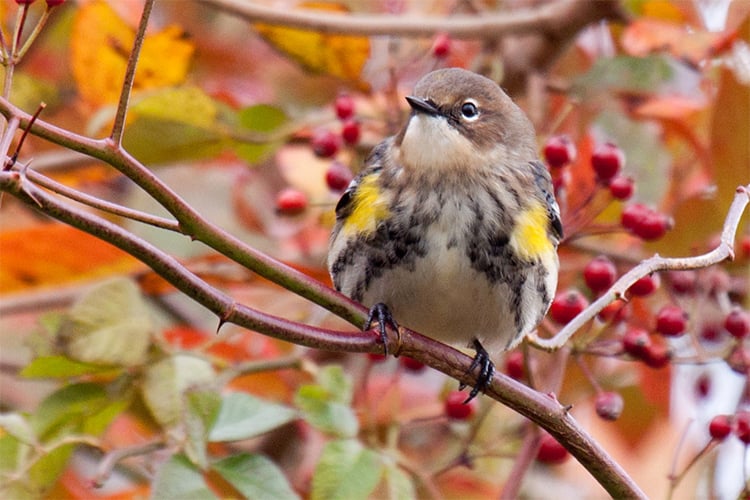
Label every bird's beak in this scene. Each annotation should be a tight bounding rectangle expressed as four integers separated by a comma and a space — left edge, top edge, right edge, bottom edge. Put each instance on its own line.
405, 96, 440, 116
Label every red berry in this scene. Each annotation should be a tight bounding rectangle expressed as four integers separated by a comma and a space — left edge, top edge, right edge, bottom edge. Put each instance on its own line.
598, 300, 629, 323
549, 289, 589, 324
709, 415, 732, 440
622, 328, 652, 358
543, 135, 577, 169
536, 432, 569, 464
334, 94, 355, 120
621, 203, 650, 232
325, 162, 353, 192
15, 0, 36, 4
735, 411, 750, 444
595, 391, 624, 421
504, 351, 525, 380
628, 273, 660, 297
444, 390, 476, 420
724, 309, 750, 339
341, 119, 361, 145
400, 356, 425, 372
655, 305, 688, 337
740, 234, 750, 260
46, 0, 65, 5
632, 210, 671, 241
700, 323, 725, 343
432, 33, 451, 58
728, 346, 750, 376
668, 270, 697, 295
367, 352, 387, 362
608, 175, 634, 200
591, 142, 624, 183
275, 188, 308, 215
642, 342, 671, 369
583, 256, 617, 294
312, 129, 340, 158
695, 373, 711, 399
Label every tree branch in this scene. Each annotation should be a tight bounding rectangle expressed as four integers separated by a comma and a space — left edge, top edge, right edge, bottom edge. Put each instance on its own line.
0, 165, 645, 497
200, 0, 627, 38
23, 167, 181, 231
0, 169, 372, 353
528, 185, 750, 351
0, 96, 366, 328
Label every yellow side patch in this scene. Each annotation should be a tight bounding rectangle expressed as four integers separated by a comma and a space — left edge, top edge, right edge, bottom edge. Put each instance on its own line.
342, 174, 390, 236
510, 202, 554, 261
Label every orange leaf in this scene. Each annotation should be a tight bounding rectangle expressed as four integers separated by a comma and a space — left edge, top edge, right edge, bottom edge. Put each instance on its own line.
0, 224, 141, 294
622, 19, 736, 67
254, 2, 370, 90
70, 1, 194, 106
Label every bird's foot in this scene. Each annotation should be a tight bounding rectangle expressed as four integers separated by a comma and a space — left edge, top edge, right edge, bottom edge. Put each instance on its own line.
365, 302, 398, 356
459, 339, 495, 403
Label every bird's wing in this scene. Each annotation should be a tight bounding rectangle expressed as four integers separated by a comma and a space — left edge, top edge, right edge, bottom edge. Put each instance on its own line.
530, 160, 563, 241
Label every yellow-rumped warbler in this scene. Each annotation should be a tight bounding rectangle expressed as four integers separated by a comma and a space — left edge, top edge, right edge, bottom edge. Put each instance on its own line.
328, 68, 562, 400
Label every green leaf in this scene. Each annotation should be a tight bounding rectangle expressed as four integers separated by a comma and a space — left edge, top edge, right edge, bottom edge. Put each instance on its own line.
30, 382, 106, 438
233, 104, 288, 164
572, 55, 674, 97
213, 453, 300, 500
311, 439, 383, 500
184, 390, 222, 468
141, 355, 216, 427
124, 86, 229, 165
317, 365, 353, 404
28, 443, 75, 491
81, 396, 132, 435
21, 355, 117, 378
151, 453, 217, 500
0, 413, 36, 445
58, 278, 153, 367
383, 458, 416, 500
238, 104, 287, 132
208, 392, 297, 442
0, 433, 30, 474
294, 366, 357, 438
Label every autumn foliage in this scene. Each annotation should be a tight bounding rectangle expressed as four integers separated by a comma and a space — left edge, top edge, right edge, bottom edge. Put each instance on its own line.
0, 1, 749, 499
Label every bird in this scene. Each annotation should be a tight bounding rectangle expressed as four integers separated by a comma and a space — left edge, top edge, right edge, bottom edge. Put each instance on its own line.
327, 67, 562, 401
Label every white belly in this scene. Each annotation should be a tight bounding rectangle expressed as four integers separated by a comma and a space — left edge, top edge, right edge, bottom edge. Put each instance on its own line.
361, 228, 520, 354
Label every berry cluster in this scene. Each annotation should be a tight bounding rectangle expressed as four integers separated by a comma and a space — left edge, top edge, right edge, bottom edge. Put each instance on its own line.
543, 136, 672, 242
276, 94, 358, 215
708, 411, 750, 444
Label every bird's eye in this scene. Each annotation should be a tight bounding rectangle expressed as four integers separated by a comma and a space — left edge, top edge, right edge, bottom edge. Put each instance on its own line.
460, 101, 479, 120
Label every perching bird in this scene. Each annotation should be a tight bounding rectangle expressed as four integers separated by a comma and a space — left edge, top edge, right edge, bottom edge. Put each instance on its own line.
328, 68, 562, 401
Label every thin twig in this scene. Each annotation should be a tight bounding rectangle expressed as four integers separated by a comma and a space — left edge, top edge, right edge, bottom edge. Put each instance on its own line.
16, 6, 53, 61
92, 440, 166, 488
110, 0, 155, 145
22, 167, 181, 231
528, 185, 750, 352
5, 102, 45, 170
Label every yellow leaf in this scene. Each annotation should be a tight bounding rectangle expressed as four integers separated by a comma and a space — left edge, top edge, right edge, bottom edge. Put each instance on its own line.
70, 1, 194, 106
254, 2, 370, 90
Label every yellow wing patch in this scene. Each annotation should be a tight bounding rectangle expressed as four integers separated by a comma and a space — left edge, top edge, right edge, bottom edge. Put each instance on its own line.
341, 174, 390, 237
509, 202, 554, 261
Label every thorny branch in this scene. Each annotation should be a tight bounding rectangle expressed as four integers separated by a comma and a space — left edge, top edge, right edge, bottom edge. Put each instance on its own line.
0, 1, 745, 497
